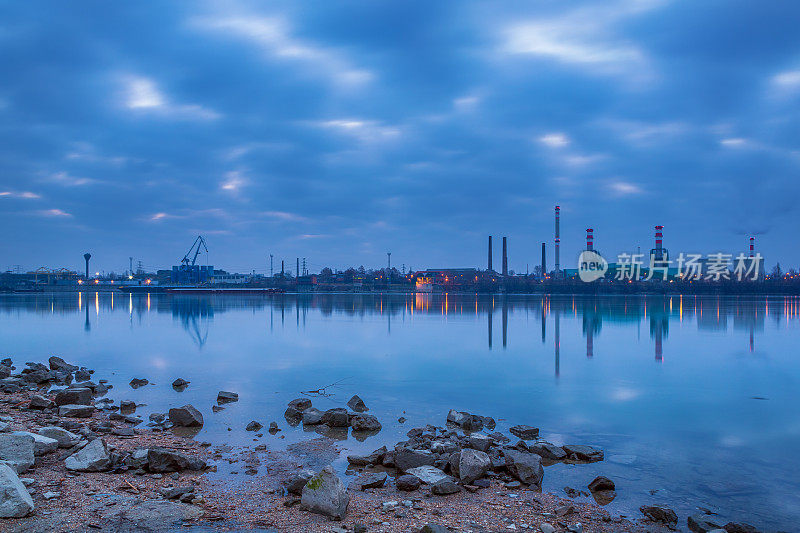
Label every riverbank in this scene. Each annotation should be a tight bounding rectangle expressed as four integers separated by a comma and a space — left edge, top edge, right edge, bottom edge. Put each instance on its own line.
0, 356, 764, 532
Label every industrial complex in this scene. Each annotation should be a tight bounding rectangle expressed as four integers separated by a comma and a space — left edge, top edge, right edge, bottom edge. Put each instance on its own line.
0, 205, 788, 294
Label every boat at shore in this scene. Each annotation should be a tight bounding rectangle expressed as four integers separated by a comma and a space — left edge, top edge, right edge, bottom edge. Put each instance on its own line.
117, 285, 284, 294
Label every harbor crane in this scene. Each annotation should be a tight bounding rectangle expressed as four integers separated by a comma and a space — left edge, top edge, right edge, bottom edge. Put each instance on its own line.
180, 236, 208, 267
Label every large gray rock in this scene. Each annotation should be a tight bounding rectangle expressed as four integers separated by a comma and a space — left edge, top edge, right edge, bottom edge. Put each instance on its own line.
147, 447, 205, 473
217, 391, 238, 403
48, 356, 77, 372
346, 446, 386, 466
406, 465, 450, 485
288, 398, 311, 410
459, 448, 491, 484
688, 513, 725, 533
431, 479, 461, 495
54, 387, 92, 406
321, 408, 349, 427
125, 448, 150, 470
396, 474, 421, 491
301, 408, 324, 425
28, 395, 54, 410
0, 434, 35, 473
352, 471, 387, 490
562, 444, 603, 462
58, 404, 95, 418
640, 505, 678, 525
446, 409, 483, 431
168, 405, 204, 427
529, 441, 567, 460
509, 425, 539, 440
350, 414, 381, 432
503, 449, 544, 485
394, 447, 436, 472
37, 427, 81, 449
65, 438, 111, 472
301, 466, 349, 520
0, 464, 34, 517
287, 468, 316, 495
10, 432, 58, 456
347, 395, 368, 412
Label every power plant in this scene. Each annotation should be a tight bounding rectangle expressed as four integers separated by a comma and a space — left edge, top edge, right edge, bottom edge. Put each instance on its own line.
0, 204, 782, 293
554, 206, 561, 274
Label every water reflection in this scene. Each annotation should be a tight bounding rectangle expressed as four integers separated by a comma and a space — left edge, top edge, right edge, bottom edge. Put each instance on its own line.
0, 293, 792, 361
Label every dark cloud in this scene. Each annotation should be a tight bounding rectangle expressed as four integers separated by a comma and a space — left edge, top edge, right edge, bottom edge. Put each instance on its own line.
1, 0, 799, 273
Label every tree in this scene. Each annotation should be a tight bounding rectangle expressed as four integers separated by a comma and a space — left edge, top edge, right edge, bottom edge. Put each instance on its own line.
770, 263, 782, 279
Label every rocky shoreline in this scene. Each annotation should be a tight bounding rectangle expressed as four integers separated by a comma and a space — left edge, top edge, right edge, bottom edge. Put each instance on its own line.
0, 356, 767, 532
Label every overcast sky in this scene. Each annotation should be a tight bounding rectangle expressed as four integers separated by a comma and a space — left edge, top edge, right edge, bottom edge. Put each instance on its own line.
2, 0, 799, 275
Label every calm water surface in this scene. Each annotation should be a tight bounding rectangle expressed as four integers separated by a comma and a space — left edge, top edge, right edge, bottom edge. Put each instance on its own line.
1, 292, 799, 530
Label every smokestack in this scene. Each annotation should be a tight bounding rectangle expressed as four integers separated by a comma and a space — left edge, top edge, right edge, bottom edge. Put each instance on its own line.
281, 260, 284, 276
586, 228, 593, 251
83, 253, 91, 280
655, 226, 663, 252
555, 206, 560, 272
296, 258, 300, 278
488, 236, 493, 271
541, 242, 546, 276
502, 237, 508, 276
749, 236, 754, 257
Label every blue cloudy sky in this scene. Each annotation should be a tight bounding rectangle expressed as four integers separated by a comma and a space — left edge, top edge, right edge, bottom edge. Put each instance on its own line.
2, 0, 799, 274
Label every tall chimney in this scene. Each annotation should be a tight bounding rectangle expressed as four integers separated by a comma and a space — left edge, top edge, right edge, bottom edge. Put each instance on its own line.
554, 206, 561, 273
502, 237, 508, 276
586, 228, 593, 251
296, 258, 300, 278
281, 260, 284, 276
541, 242, 546, 277
83, 253, 91, 280
655, 226, 663, 251
488, 236, 493, 271
749, 237, 754, 257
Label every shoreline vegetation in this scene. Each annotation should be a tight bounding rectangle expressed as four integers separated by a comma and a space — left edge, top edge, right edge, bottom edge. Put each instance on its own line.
0, 356, 768, 533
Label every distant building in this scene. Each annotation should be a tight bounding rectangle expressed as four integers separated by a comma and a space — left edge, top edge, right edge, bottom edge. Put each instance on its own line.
171, 264, 214, 284
413, 268, 483, 291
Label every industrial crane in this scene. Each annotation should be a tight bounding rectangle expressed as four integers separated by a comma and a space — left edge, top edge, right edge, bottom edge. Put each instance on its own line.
180, 236, 209, 267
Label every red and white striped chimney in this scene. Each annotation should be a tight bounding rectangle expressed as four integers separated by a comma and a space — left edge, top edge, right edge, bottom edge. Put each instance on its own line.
749, 237, 754, 257
655, 225, 663, 252
586, 228, 593, 251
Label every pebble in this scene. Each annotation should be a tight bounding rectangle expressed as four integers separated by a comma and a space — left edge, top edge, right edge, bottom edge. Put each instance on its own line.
43, 491, 61, 499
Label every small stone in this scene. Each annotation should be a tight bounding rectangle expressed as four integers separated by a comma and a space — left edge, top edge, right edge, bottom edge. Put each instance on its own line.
172, 378, 190, 389
287, 398, 311, 410
509, 425, 539, 440
351, 414, 381, 432
321, 408, 350, 427
539, 523, 556, 533
347, 395, 368, 412
245, 421, 263, 432
640, 505, 678, 525
168, 405, 204, 427
43, 491, 60, 500
28, 395, 54, 410
396, 474, 421, 491
431, 479, 461, 495
588, 476, 615, 492
129, 378, 149, 388
58, 404, 95, 418
65, 438, 111, 472
217, 391, 238, 403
